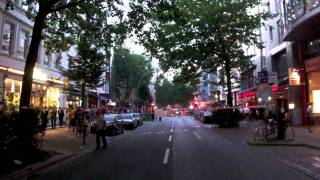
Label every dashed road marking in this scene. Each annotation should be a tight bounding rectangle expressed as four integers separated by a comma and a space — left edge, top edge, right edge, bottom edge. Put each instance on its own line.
170, 128, 174, 132
163, 148, 170, 164
193, 131, 203, 140
168, 135, 172, 142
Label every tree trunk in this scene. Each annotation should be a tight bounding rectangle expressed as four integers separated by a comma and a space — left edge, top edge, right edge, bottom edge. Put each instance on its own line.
20, 11, 48, 108
225, 58, 233, 107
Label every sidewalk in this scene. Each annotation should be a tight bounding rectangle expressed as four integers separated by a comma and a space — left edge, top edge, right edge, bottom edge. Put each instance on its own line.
209, 120, 320, 179
7, 127, 98, 179
237, 120, 320, 149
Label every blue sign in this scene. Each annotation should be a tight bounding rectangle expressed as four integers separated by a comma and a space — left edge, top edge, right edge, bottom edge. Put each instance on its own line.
258, 71, 268, 84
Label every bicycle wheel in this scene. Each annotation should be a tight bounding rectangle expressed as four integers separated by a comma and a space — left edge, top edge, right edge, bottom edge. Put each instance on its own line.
285, 126, 295, 141
265, 128, 278, 141
253, 127, 264, 142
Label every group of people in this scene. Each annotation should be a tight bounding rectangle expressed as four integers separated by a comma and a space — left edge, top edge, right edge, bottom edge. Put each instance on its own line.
40, 106, 64, 129
66, 106, 108, 149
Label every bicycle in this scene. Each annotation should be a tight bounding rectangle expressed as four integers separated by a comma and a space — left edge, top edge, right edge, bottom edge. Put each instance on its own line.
253, 119, 278, 142
284, 114, 295, 141
253, 120, 266, 142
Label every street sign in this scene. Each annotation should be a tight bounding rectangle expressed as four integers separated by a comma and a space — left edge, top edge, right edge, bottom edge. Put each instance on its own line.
258, 70, 268, 84
268, 72, 278, 84
258, 84, 271, 100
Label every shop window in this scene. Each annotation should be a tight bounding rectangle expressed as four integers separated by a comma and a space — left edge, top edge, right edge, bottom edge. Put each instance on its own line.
17, 30, 29, 59
1, 22, 14, 54
313, 90, 320, 113
4, 79, 22, 107
309, 72, 320, 113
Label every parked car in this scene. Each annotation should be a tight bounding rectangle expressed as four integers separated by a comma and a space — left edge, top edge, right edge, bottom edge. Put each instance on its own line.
133, 113, 143, 126
104, 114, 124, 135
120, 113, 138, 129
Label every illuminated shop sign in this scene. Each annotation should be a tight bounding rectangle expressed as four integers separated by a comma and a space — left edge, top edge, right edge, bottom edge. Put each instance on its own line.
289, 68, 300, 85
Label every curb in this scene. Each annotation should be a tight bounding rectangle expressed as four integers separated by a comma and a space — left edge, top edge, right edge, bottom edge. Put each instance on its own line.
247, 141, 320, 150
247, 141, 304, 147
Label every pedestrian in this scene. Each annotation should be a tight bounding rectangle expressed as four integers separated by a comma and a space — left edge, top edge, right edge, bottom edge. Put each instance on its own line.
67, 106, 73, 129
74, 107, 84, 136
151, 111, 155, 121
40, 106, 49, 129
49, 106, 57, 129
95, 110, 107, 149
58, 107, 65, 127
275, 102, 285, 140
307, 103, 313, 133
244, 106, 250, 121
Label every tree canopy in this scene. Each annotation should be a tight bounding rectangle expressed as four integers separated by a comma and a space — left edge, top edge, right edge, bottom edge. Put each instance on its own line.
155, 76, 197, 107
111, 48, 153, 107
136, 0, 271, 106
5, 0, 138, 107
64, 39, 105, 107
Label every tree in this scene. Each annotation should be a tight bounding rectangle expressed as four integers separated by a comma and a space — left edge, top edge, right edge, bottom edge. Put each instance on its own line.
64, 39, 105, 108
111, 48, 153, 107
155, 76, 197, 107
4, 0, 132, 108
136, 0, 271, 107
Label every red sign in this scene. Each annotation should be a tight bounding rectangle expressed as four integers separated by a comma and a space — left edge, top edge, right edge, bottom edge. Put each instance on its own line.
239, 90, 256, 99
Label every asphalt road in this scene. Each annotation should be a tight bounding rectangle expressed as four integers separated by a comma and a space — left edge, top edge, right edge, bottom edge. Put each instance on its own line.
30, 116, 314, 180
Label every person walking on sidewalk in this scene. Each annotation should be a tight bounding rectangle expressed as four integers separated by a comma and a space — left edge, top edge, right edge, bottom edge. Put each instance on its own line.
307, 103, 313, 133
95, 110, 107, 149
58, 108, 65, 127
49, 106, 57, 129
40, 106, 49, 129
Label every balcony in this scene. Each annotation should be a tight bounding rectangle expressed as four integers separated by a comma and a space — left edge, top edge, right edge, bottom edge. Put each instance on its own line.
283, 0, 320, 41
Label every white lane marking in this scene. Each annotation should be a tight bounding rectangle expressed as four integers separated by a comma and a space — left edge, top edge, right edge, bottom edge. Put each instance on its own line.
170, 128, 174, 132
193, 131, 203, 140
168, 135, 172, 142
172, 124, 175, 128
163, 148, 170, 164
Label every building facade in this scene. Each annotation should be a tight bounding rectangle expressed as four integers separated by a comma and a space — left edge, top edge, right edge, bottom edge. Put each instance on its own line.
281, 0, 320, 125
0, 0, 67, 109
239, 0, 320, 125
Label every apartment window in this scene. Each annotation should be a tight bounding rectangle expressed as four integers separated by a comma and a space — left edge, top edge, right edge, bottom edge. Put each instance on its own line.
267, 2, 271, 12
44, 54, 50, 66
269, 26, 273, 41
1, 22, 14, 54
18, 30, 28, 58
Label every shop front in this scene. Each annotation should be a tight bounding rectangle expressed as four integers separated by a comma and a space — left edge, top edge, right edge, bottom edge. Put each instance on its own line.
0, 65, 65, 109
239, 90, 257, 107
305, 57, 320, 114
4, 78, 63, 108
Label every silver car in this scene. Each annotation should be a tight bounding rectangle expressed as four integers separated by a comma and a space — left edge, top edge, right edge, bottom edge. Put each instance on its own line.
120, 113, 138, 129
133, 113, 143, 126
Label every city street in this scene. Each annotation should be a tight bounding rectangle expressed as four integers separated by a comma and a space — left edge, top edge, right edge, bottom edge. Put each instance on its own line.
30, 117, 315, 180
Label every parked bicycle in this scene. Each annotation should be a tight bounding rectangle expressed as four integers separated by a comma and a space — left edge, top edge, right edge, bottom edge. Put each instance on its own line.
253, 115, 295, 142
253, 118, 278, 142
284, 113, 295, 141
